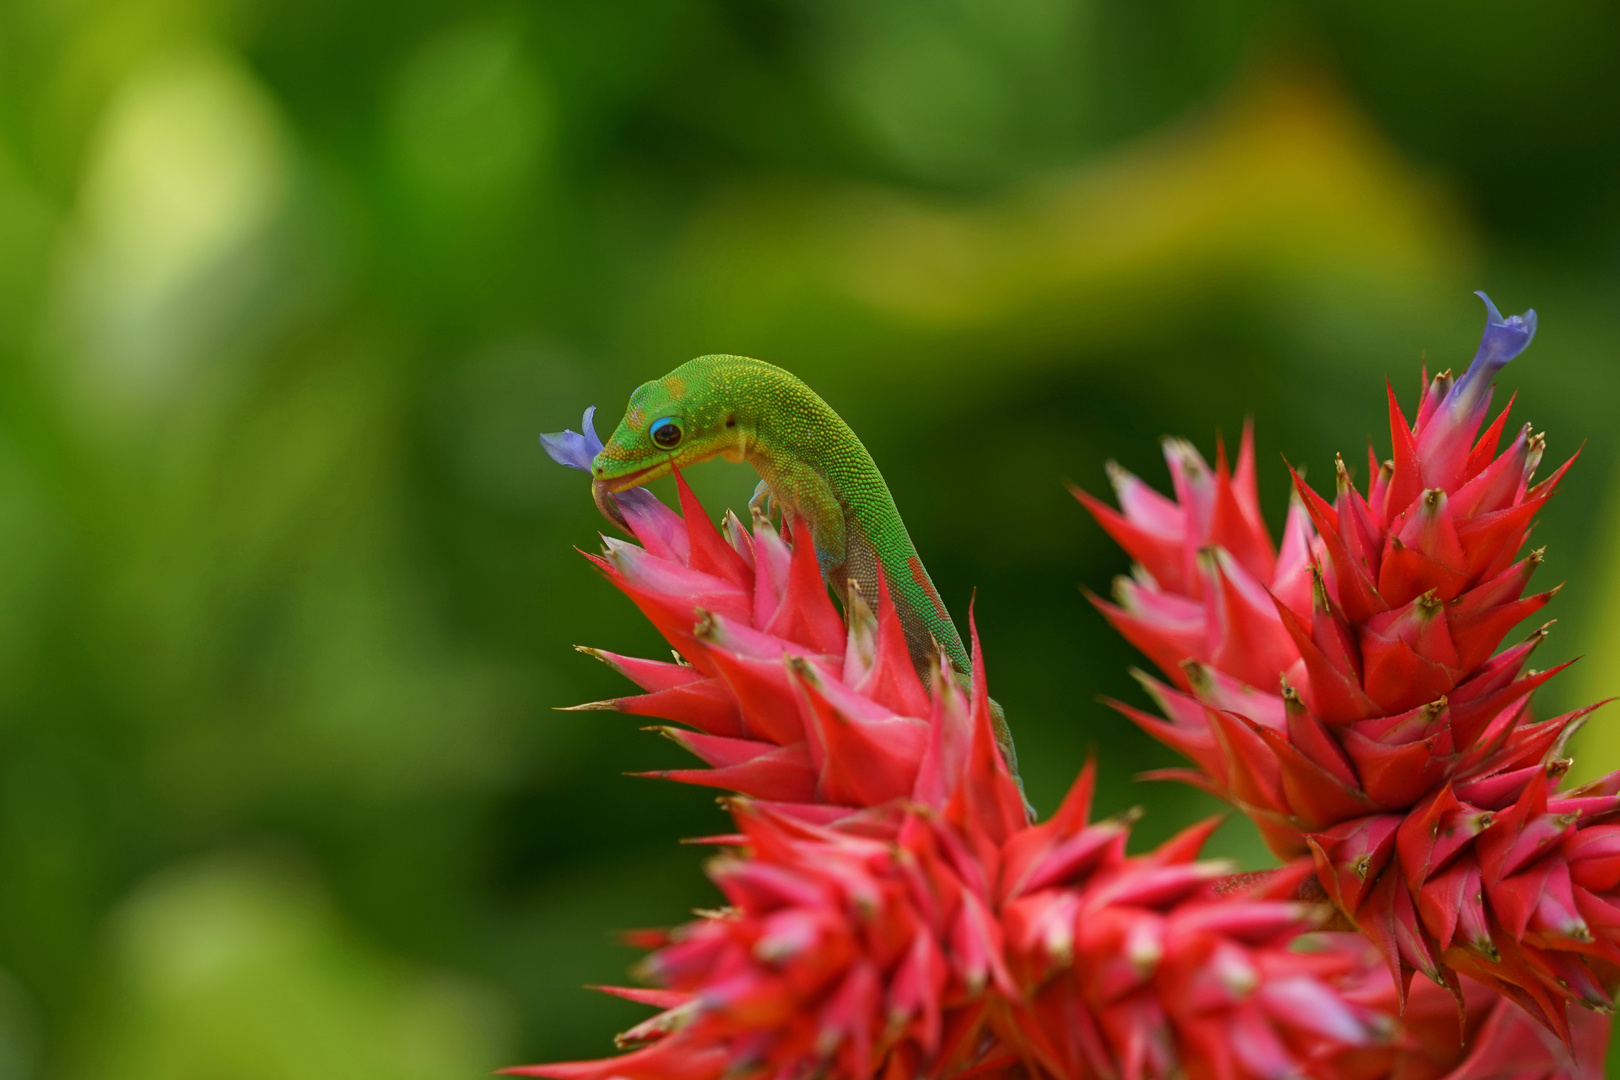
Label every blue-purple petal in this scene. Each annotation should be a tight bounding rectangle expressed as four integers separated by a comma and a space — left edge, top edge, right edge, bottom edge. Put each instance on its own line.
540, 405, 666, 520
1448, 291, 1537, 414
539, 406, 605, 472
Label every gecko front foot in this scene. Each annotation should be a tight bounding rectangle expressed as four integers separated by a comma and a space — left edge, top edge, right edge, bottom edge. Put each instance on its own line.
748, 479, 775, 520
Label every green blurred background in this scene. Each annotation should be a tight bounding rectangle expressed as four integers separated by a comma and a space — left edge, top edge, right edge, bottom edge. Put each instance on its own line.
2, 0, 1620, 1075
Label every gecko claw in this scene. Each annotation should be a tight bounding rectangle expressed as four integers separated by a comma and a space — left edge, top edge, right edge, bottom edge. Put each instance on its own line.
748, 479, 775, 521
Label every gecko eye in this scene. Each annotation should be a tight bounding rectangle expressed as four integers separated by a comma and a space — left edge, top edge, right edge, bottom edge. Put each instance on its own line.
650, 417, 683, 449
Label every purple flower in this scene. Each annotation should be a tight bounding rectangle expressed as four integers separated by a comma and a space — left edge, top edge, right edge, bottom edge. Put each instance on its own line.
1448, 291, 1537, 416
540, 406, 606, 472
541, 406, 663, 525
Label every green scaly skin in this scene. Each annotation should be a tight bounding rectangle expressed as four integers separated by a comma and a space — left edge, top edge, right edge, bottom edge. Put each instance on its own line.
591, 354, 1022, 788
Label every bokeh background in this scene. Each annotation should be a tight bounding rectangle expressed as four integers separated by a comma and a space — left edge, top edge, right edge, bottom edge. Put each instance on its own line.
1, 0, 1619, 1075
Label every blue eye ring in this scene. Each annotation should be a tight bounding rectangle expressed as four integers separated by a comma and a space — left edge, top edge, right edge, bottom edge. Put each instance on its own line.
650, 416, 683, 449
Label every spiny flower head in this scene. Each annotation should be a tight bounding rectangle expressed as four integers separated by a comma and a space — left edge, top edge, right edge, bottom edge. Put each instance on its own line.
548, 405, 986, 818
511, 798, 1014, 1080
1078, 293, 1620, 1033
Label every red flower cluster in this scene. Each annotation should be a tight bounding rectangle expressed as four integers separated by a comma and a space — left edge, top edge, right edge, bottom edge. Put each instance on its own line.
526, 296, 1607, 1079
1078, 298, 1619, 1036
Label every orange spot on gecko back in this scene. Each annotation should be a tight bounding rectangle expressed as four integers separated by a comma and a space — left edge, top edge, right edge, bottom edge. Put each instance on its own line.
908, 556, 951, 622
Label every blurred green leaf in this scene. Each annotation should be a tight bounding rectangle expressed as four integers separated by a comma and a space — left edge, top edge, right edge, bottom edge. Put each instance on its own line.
72, 854, 509, 1080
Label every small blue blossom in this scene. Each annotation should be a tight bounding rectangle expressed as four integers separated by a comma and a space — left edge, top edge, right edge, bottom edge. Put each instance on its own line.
1449, 291, 1537, 415
540, 405, 663, 520
540, 406, 605, 472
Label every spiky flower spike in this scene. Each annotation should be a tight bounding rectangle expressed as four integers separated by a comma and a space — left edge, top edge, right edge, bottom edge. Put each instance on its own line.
545, 406, 987, 818
514, 615, 1392, 1080
1079, 293, 1620, 1033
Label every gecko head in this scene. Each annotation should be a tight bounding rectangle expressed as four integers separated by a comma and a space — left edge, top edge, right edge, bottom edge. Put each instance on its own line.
592, 357, 749, 496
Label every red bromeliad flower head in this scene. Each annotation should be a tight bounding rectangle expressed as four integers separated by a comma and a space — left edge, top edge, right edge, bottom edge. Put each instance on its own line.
515, 798, 1019, 1080
1079, 294, 1620, 1031
545, 405, 947, 818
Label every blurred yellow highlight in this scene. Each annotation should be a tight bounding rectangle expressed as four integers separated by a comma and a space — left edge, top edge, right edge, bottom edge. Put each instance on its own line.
75, 855, 509, 1080
642, 65, 1470, 368
56, 46, 289, 419
842, 69, 1462, 327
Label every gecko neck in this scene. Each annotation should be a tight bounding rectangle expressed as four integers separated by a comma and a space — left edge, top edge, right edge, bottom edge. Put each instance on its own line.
707, 359, 957, 660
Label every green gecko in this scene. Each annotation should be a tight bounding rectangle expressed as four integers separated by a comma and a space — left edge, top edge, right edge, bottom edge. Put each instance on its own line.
590, 353, 1022, 786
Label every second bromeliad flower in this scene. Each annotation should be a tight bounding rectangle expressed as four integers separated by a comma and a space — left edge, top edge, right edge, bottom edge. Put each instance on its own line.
1078, 294, 1620, 1035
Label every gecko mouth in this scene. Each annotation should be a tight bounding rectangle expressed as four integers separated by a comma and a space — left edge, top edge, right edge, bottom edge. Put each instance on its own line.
595, 460, 671, 492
